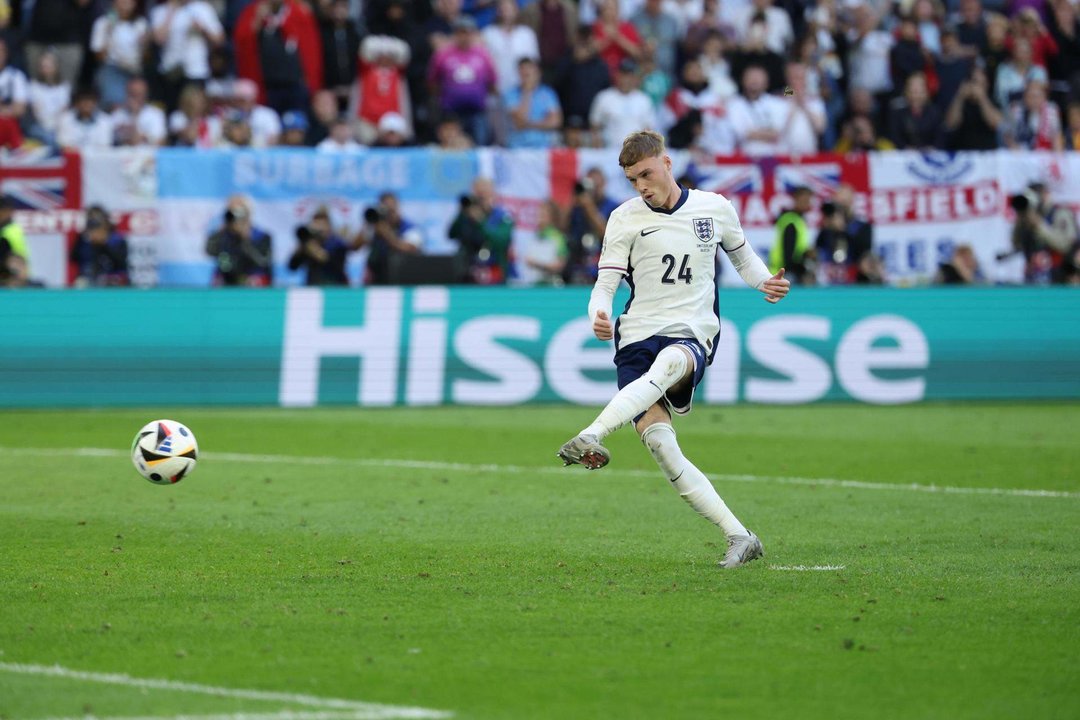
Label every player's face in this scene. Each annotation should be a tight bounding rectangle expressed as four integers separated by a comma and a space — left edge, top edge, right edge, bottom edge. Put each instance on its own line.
623, 155, 676, 209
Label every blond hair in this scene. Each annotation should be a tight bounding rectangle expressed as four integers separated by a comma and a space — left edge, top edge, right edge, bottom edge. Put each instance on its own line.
619, 130, 666, 168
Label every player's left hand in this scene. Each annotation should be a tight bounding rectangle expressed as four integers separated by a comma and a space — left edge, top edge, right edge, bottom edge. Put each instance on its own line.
762, 268, 790, 304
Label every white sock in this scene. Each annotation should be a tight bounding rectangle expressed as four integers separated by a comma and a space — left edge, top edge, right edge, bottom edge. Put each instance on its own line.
582, 345, 688, 440
641, 423, 748, 540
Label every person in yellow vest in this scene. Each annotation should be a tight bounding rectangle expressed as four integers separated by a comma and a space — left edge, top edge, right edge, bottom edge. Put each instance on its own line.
769, 184, 815, 285
0, 196, 30, 287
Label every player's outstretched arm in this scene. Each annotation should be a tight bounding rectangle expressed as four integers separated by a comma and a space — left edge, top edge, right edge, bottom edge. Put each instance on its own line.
761, 267, 790, 304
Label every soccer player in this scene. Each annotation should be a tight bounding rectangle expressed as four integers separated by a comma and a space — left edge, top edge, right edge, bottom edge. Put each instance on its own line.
557, 130, 790, 569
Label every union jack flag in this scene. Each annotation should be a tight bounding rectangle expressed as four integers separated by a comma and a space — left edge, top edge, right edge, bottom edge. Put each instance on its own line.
693, 162, 763, 196
0, 147, 78, 211
776, 162, 842, 198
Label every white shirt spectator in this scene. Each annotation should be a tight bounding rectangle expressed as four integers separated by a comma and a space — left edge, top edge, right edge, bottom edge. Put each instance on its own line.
847, 29, 893, 94
91, 14, 149, 72
247, 105, 281, 147
0, 64, 29, 106
316, 137, 364, 153
589, 87, 658, 147
661, 0, 702, 35
727, 91, 787, 155
168, 109, 222, 147
28, 81, 71, 133
698, 105, 738, 155
700, 55, 738, 99
481, 24, 540, 95
112, 104, 167, 145
780, 95, 825, 155
734, 5, 793, 54
57, 110, 114, 149
151, 0, 223, 79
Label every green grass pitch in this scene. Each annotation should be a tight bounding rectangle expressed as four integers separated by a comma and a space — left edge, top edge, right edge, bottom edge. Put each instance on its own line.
1, 403, 1078, 720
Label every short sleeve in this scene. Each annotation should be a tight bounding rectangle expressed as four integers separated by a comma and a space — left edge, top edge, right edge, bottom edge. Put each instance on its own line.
90, 17, 108, 53
596, 208, 632, 275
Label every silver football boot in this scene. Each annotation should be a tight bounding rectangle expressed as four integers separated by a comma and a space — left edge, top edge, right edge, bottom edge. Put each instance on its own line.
557, 434, 611, 470
720, 531, 764, 569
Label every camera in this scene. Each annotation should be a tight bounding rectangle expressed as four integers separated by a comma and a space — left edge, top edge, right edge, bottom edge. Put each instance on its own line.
296, 225, 314, 242
364, 205, 386, 224
458, 194, 474, 209
821, 201, 838, 217
574, 177, 595, 196
1009, 190, 1038, 213
224, 206, 248, 224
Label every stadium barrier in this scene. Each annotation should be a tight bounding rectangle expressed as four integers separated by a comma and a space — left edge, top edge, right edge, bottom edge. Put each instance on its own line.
2, 287, 1077, 407
7, 147, 1080, 287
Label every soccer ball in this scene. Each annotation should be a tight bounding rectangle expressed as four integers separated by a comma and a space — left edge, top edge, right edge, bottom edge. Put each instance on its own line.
131, 419, 198, 485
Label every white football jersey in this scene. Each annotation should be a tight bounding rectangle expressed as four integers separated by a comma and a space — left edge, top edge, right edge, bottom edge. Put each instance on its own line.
597, 188, 750, 358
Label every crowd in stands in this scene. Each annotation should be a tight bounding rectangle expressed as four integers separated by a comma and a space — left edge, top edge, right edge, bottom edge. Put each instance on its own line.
0, 0, 1078, 152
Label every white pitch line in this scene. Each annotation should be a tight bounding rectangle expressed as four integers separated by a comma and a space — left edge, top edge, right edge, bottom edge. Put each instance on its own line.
769, 565, 846, 572
43, 713, 412, 720
0, 446, 1077, 500
0, 663, 451, 720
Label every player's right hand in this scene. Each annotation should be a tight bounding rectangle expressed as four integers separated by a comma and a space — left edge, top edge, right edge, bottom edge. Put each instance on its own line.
593, 310, 614, 341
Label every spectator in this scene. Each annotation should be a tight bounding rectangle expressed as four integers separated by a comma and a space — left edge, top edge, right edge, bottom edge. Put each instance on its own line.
935, 243, 984, 284
1002, 183, 1076, 284
151, 0, 226, 113
373, 110, 411, 145
522, 200, 567, 285
554, 27, 610, 133
317, 115, 364, 151
0, 0, 17, 65
912, 0, 944, 55
834, 115, 896, 152
519, 0, 576, 86
169, 84, 222, 147
565, 166, 617, 284
220, 108, 254, 146
306, 88, 339, 144
320, 0, 361, 111
112, 76, 168, 146
593, 0, 643, 81
433, 114, 474, 148
637, 47, 671, 109
890, 15, 932, 93
982, 13, 1010, 94
289, 206, 350, 286
279, 109, 310, 145
0, 38, 27, 149
944, 64, 1002, 150
205, 46, 238, 112
0, 196, 29, 287
589, 58, 656, 147
448, 177, 514, 284
952, 0, 989, 56
698, 31, 737, 100
23, 0, 92, 87
355, 35, 412, 143
660, 58, 720, 149
57, 86, 114, 150
234, 78, 282, 146
729, 6, 786, 93
1047, 0, 1080, 102
727, 64, 786, 155
481, 0, 540, 95
795, 32, 844, 148
70, 209, 130, 287
206, 197, 273, 286
504, 57, 562, 148
1066, 101, 1080, 150
847, 5, 894, 102
631, 0, 679, 79
352, 192, 422, 284
815, 184, 874, 285
682, 0, 734, 61
662, 0, 703, 36
780, 61, 826, 155
1008, 7, 1058, 69
887, 72, 944, 149
425, 0, 465, 54
90, 0, 149, 110
769, 185, 814, 284
995, 36, 1048, 110
234, 0, 323, 114
935, 27, 974, 112
1005, 80, 1064, 150
427, 16, 497, 144
26, 50, 70, 147
733, 0, 794, 56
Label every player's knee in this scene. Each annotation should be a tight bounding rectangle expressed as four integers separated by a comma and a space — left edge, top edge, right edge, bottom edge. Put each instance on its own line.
646, 345, 690, 389
640, 422, 681, 477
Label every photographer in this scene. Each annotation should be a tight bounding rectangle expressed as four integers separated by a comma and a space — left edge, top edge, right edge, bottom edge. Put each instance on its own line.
352, 192, 423, 285
288, 207, 351, 286
205, 198, 273, 286
565, 167, 617, 284
1004, 182, 1079, 284
69, 206, 130, 287
448, 177, 515, 285
814, 184, 875, 285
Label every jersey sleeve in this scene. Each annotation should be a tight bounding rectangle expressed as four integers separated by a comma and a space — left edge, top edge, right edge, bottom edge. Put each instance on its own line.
717, 195, 771, 289
596, 207, 632, 276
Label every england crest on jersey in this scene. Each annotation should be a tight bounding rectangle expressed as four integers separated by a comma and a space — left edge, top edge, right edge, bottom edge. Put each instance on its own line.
693, 217, 714, 242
